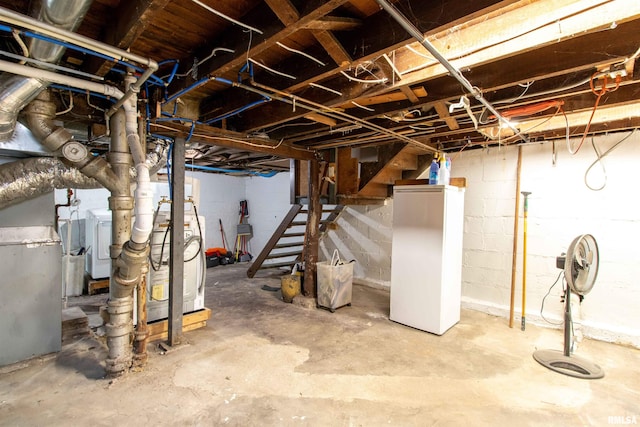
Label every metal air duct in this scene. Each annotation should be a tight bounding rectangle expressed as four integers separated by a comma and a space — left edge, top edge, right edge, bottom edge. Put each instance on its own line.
0, 0, 94, 141
0, 144, 167, 210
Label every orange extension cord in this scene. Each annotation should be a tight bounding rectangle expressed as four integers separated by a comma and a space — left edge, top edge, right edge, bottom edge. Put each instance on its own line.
571, 72, 622, 154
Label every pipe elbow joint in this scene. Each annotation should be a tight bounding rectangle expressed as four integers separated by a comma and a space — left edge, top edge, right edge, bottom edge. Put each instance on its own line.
113, 240, 150, 288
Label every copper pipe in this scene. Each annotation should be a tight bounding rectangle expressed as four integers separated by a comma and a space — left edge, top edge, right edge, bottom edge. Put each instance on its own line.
133, 271, 149, 367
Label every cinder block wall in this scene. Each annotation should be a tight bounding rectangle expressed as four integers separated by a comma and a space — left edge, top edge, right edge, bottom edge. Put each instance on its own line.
244, 172, 291, 256
320, 203, 393, 288
322, 131, 640, 347
192, 172, 246, 250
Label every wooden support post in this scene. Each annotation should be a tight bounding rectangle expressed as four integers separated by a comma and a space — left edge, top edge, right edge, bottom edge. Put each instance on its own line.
509, 146, 523, 328
289, 159, 297, 204
304, 159, 321, 297
168, 137, 185, 346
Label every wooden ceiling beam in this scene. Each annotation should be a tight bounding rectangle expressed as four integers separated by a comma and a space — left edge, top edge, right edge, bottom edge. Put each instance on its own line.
312, 30, 352, 66
282, 0, 511, 94
386, 0, 640, 90
198, 0, 505, 121
148, 122, 316, 161
400, 86, 420, 104
85, 0, 171, 75
304, 16, 362, 31
194, 0, 351, 79
433, 102, 460, 131
264, 0, 300, 25
236, 12, 640, 133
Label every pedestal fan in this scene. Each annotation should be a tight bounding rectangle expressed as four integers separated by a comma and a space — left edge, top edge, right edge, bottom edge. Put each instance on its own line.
533, 234, 604, 379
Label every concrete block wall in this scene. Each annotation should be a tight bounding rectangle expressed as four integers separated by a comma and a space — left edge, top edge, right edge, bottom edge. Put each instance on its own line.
244, 172, 291, 256
455, 133, 640, 347
320, 202, 394, 288
321, 131, 640, 347
190, 171, 246, 250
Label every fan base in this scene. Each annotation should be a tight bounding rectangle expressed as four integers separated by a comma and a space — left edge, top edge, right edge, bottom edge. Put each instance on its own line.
533, 349, 604, 379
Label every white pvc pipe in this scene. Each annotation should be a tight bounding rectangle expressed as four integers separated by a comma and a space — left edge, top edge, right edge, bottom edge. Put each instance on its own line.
131, 163, 154, 245
0, 59, 123, 98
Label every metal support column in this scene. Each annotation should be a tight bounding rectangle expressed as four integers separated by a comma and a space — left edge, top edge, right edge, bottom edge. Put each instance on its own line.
168, 137, 185, 346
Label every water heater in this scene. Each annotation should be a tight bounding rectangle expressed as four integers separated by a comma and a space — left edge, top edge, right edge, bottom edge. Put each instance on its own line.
146, 211, 206, 322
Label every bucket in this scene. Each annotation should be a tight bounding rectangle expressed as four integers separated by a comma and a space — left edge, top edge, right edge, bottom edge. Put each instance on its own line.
281, 274, 301, 303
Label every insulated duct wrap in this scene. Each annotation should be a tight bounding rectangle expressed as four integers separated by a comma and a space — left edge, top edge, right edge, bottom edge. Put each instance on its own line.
0, 156, 100, 209
0, 146, 167, 210
0, 0, 94, 141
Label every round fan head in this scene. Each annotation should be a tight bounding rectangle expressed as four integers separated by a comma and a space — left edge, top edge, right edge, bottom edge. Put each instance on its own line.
565, 234, 599, 296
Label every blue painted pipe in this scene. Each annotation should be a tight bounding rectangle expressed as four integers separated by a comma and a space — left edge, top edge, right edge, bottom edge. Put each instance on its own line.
186, 163, 278, 177
0, 26, 165, 86
163, 77, 211, 104
204, 97, 270, 125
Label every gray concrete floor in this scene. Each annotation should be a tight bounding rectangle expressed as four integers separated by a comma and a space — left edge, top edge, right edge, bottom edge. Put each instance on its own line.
1, 263, 639, 426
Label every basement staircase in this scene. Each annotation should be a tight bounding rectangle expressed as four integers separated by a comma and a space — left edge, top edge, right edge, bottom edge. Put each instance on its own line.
246, 204, 344, 278
336, 143, 435, 204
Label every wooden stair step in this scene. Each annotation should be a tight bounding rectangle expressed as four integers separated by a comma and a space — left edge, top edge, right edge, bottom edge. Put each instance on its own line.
389, 150, 418, 170
274, 242, 304, 249
300, 207, 340, 214
266, 250, 302, 259
258, 261, 296, 269
290, 220, 331, 226
282, 232, 305, 238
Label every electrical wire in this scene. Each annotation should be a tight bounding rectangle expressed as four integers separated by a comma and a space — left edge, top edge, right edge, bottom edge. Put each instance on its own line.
11, 29, 28, 61
191, 0, 263, 34
55, 91, 73, 115
569, 72, 621, 154
351, 101, 375, 112
482, 105, 564, 144
340, 70, 388, 84
261, 120, 318, 134
584, 128, 637, 191
276, 42, 325, 66
308, 82, 342, 96
248, 58, 296, 80
151, 122, 289, 151
540, 270, 564, 326
172, 47, 235, 79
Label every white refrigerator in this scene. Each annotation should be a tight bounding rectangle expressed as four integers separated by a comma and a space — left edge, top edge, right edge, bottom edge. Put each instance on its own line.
390, 184, 465, 335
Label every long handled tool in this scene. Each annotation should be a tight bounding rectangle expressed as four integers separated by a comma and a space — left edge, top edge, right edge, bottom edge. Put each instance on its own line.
521, 191, 532, 331
509, 146, 523, 328
219, 218, 229, 250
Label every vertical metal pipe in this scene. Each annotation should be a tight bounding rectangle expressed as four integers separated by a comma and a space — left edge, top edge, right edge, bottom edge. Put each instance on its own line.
108, 109, 132, 263
133, 268, 149, 366
564, 288, 572, 356
520, 191, 532, 331
105, 108, 134, 376
373, 0, 528, 144
168, 138, 185, 346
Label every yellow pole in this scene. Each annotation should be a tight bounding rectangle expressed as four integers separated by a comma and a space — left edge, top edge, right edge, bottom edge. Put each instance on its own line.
509, 146, 522, 328
521, 191, 531, 331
